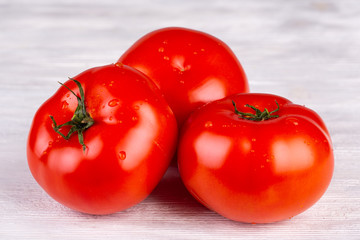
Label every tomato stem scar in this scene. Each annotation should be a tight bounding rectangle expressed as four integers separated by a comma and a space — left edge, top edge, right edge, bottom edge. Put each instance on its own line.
232, 100, 280, 121
49, 78, 94, 152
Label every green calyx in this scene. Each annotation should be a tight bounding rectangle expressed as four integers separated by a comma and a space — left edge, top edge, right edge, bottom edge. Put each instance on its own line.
49, 78, 94, 152
232, 100, 280, 121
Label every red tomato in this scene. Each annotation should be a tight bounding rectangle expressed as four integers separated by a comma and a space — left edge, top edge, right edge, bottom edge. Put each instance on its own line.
118, 27, 249, 126
178, 93, 334, 223
27, 63, 177, 215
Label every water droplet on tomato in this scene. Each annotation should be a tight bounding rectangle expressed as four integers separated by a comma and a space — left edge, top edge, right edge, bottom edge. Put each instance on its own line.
133, 105, 140, 110
118, 151, 126, 160
163, 56, 170, 61
204, 121, 213, 128
286, 117, 299, 126
115, 62, 123, 68
132, 116, 138, 121
108, 99, 120, 107
158, 47, 164, 52
61, 101, 69, 109
251, 138, 256, 142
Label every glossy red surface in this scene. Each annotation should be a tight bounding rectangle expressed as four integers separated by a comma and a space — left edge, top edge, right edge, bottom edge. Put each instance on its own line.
118, 27, 249, 126
178, 93, 334, 223
27, 63, 178, 215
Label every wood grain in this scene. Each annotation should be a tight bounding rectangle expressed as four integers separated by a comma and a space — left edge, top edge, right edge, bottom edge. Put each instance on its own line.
0, 0, 359, 239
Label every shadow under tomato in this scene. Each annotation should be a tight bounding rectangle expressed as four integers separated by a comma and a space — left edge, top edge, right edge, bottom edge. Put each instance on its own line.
148, 164, 208, 214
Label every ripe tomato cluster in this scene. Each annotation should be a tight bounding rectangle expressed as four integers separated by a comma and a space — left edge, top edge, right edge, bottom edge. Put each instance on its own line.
27, 27, 333, 223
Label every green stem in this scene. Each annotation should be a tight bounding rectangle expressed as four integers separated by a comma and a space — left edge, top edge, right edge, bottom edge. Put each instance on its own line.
49, 78, 94, 152
232, 100, 280, 121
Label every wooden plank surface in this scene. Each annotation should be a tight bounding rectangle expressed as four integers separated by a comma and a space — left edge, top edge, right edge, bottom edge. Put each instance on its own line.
0, 0, 359, 239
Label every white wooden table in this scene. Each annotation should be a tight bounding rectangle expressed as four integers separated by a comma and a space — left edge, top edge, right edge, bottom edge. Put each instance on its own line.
1, 0, 359, 239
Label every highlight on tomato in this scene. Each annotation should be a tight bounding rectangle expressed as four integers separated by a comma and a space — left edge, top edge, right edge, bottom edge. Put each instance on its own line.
27, 63, 178, 215
118, 27, 249, 127
177, 93, 334, 223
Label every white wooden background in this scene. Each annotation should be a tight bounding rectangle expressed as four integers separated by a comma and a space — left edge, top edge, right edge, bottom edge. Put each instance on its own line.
0, 0, 359, 239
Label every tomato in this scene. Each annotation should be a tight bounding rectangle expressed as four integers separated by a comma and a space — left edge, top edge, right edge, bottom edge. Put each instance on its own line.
177, 93, 334, 223
118, 27, 249, 126
27, 63, 177, 215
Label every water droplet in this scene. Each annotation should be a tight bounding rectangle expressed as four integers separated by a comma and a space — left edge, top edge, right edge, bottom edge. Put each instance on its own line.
250, 149, 255, 153
251, 138, 256, 142
109, 83, 113, 87
266, 159, 270, 163
193, 51, 198, 55
204, 121, 213, 128
200, 48, 205, 52
115, 62, 123, 68
132, 116, 138, 121
61, 101, 69, 110
163, 56, 170, 61
118, 151, 126, 160
158, 47, 164, 52
179, 80, 185, 84
133, 105, 140, 110
109, 116, 113, 121
108, 99, 120, 107
48, 141, 53, 147
287, 117, 299, 126
260, 165, 265, 168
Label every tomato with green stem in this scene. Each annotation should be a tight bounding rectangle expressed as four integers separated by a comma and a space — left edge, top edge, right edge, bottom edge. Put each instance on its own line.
118, 27, 249, 127
178, 93, 334, 223
27, 63, 177, 215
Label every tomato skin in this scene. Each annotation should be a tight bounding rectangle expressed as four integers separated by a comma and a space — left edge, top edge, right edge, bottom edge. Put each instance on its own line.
27, 64, 177, 215
178, 93, 334, 223
118, 27, 249, 126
